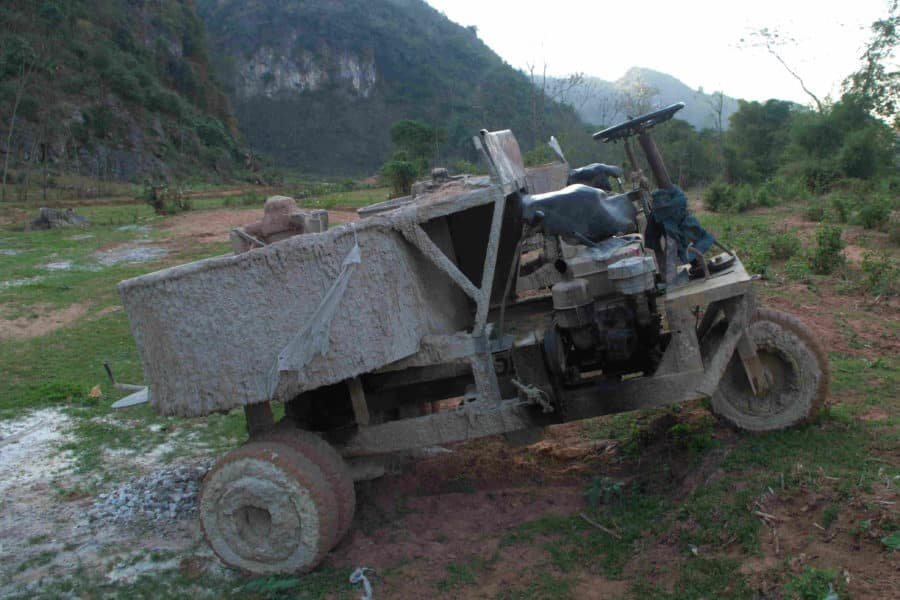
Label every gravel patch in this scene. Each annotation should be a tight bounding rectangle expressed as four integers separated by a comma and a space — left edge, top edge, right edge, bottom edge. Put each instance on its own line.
116, 225, 151, 233
0, 276, 46, 289
88, 462, 211, 525
45, 260, 73, 271
0, 408, 73, 496
94, 244, 168, 266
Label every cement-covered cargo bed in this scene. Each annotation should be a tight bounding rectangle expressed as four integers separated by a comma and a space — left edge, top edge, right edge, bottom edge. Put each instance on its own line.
119, 205, 479, 417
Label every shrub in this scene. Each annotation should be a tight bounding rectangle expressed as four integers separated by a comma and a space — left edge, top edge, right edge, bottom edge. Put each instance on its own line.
381, 158, 417, 197
783, 566, 842, 600
774, 176, 810, 203
808, 224, 844, 275
703, 180, 732, 212
804, 198, 827, 222
107, 63, 143, 103
799, 158, 842, 194
732, 184, 756, 212
146, 87, 184, 117
143, 182, 190, 215
889, 218, 900, 246
194, 116, 234, 150
755, 180, 778, 207
855, 199, 890, 230
770, 232, 802, 260
784, 253, 813, 283
861, 252, 897, 296
827, 194, 852, 223
453, 159, 482, 175
240, 191, 264, 206
18, 95, 39, 120
584, 477, 624, 507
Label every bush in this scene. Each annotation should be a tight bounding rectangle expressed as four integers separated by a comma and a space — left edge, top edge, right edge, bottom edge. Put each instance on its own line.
381, 158, 417, 197
703, 180, 732, 212
18, 95, 39, 120
146, 87, 184, 117
107, 63, 143, 104
755, 180, 778, 207
774, 176, 810, 203
770, 232, 802, 260
799, 158, 842, 194
804, 198, 827, 222
784, 253, 813, 283
452, 159, 482, 175
732, 184, 755, 212
889, 217, 900, 246
808, 224, 844, 275
783, 566, 842, 600
194, 116, 234, 151
143, 182, 190, 215
855, 199, 890, 230
827, 194, 852, 223
861, 252, 897, 296
240, 191, 264, 206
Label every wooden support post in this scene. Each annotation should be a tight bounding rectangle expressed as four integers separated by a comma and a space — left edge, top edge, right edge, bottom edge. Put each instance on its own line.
348, 377, 370, 426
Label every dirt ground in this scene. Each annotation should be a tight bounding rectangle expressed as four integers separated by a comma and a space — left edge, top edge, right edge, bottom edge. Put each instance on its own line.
0, 303, 89, 341
0, 202, 897, 598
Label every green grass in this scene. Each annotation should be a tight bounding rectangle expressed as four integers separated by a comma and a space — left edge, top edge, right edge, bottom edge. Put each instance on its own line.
8, 564, 350, 600
783, 566, 843, 600
493, 573, 576, 600
295, 186, 389, 210
630, 558, 753, 599
1, 192, 898, 597
502, 490, 669, 579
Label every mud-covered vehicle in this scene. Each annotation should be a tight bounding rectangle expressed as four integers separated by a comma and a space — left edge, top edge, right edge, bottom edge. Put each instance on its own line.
116, 104, 828, 574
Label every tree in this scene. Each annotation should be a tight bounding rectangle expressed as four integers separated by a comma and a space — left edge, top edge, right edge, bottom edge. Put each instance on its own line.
389, 119, 445, 173
705, 90, 727, 171
743, 28, 824, 112
725, 99, 793, 182
843, 0, 899, 125
618, 73, 660, 117
1, 37, 39, 203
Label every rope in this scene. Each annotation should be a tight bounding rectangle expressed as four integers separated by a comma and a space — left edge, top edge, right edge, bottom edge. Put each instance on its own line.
349, 567, 374, 600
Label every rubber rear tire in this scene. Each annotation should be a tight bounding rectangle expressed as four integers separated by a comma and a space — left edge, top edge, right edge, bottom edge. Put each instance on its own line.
199, 440, 339, 574
705, 307, 829, 432
257, 421, 356, 547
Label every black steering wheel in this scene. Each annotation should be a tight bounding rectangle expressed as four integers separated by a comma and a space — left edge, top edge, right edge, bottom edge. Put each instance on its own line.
593, 102, 685, 143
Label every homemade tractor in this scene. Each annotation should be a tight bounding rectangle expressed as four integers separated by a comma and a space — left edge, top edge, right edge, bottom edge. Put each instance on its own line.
117, 103, 828, 574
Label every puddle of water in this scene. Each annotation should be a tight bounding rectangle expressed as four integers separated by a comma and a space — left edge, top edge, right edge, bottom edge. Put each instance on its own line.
94, 245, 168, 266
67, 234, 94, 241
45, 261, 73, 271
0, 276, 46, 289
0, 249, 22, 256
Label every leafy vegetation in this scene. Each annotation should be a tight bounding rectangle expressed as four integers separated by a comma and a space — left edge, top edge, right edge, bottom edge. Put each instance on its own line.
0, 0, 241, 197
197, 0, 590, 175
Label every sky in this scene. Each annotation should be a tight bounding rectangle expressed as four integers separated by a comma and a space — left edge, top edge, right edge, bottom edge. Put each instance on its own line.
424, 0, 893, 106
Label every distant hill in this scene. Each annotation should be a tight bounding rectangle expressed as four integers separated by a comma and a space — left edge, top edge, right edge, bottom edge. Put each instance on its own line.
197, 0, 587, 175
0, 1, 241, 184
566, 67, 741, 131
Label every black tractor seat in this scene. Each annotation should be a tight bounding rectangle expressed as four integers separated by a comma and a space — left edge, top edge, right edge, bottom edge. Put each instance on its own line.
521, 184, 637, 246
567, 163, 624, 191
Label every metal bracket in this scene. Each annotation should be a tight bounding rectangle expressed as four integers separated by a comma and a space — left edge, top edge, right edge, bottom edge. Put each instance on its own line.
736, 330, 769, 396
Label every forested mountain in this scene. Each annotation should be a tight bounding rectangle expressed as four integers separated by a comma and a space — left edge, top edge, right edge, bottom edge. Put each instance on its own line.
0, 1, 241, 188
196, 0, 589, 175
565, 67, 741, 130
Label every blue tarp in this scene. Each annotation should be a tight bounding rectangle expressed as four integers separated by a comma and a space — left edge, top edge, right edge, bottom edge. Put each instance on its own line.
645, 186, 715, 263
